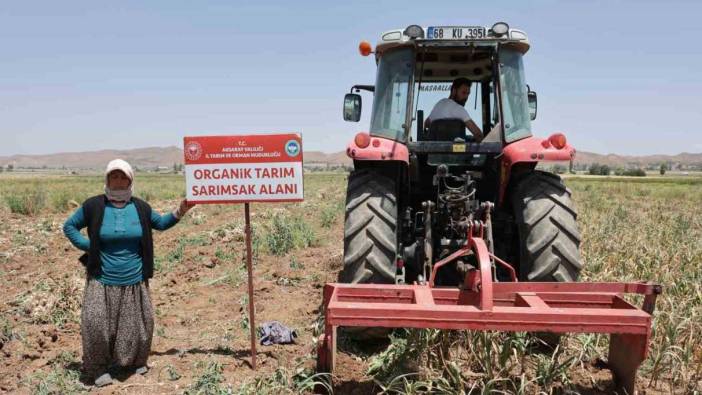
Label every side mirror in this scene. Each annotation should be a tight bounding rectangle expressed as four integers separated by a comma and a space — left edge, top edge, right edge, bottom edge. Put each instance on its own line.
343, 93, 362, 122
527, 90, 537, 120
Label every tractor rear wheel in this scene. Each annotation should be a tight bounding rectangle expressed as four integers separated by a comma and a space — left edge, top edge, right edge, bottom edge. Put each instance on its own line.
512, 171, 583, 282
339, 170, 398, 284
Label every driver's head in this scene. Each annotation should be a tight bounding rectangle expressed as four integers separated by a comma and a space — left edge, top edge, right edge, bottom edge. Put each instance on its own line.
449, 78, 471, 106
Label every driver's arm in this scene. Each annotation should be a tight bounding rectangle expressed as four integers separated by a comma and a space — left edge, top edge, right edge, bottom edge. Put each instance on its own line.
465, 119, 483, 141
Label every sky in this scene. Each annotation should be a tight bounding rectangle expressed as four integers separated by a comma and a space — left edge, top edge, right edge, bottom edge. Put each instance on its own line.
1, 0, 701, 156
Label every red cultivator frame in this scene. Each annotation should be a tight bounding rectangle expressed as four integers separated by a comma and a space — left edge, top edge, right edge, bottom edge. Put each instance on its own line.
317, 234, 661, 394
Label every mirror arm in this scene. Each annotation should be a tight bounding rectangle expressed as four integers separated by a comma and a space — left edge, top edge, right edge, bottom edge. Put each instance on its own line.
350, 85, 375, 93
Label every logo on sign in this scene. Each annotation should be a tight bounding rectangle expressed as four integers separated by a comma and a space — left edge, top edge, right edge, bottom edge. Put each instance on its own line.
185, 141, 203, 161
285, 140, 300, 157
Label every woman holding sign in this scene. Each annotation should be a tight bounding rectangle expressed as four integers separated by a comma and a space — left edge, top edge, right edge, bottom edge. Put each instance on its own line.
62, 159, 192, 387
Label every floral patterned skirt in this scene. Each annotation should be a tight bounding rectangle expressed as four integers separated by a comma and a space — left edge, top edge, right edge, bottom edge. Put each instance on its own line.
80, 277, 153, 377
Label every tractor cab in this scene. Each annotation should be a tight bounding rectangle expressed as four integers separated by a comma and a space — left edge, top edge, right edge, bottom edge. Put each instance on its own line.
344, 23, 537, 149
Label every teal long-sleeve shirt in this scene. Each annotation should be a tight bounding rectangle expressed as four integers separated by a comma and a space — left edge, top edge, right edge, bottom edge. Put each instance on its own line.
63, 201, 178, 286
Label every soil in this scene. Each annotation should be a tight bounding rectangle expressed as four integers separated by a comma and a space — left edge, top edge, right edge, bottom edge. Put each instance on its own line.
0, 197, 672, 394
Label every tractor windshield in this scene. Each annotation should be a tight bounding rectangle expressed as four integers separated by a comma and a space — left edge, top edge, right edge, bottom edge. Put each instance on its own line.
499, 48, 532, 142
369, 47, 414, 141
369, 46, 533, 144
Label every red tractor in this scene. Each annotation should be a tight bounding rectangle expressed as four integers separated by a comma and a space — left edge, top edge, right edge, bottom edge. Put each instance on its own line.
318, 23, 660, 393
340, 23, 580, 288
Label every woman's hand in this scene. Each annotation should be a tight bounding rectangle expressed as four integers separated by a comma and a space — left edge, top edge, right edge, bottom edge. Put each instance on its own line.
175, 199, 195, 219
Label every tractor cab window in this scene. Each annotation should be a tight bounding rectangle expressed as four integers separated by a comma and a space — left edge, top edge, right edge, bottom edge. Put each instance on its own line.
499, 48, 532, 142
369, 47, 414, 142
412, 81, 496, 143
410, 47, 499, 144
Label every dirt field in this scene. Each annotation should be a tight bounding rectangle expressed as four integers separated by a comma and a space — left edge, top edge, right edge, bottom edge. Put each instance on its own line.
0, 173, 700, 394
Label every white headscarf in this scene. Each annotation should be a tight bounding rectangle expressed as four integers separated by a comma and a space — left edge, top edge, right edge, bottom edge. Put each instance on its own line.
104, 159, 134, 206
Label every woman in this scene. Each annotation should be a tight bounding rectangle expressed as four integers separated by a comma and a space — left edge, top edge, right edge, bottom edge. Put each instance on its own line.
63, 159, 192, 387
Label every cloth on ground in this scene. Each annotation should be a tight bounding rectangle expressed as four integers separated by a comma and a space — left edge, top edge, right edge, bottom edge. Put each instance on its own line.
258, 321, 298, 346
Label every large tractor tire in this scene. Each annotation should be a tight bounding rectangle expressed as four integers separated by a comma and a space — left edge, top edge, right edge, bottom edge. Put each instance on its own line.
512, 171, 583, 282
339, 170, 398, 284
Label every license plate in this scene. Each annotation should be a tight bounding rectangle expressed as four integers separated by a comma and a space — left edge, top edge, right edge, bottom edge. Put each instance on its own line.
427, 26, 486, 40
452, 144, 466, 153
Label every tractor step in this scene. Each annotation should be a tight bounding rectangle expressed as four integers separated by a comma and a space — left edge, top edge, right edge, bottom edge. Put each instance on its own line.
317, 281, 661, 394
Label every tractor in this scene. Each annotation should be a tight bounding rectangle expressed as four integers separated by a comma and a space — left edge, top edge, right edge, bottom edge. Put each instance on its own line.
340, 22, 580, 288
317, 23, 661, 394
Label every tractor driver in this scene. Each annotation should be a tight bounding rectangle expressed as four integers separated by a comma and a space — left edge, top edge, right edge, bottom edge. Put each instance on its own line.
424, 77, 483, 142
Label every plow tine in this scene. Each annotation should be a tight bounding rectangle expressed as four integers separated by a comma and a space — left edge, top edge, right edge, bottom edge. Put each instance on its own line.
608, 333, 649, 394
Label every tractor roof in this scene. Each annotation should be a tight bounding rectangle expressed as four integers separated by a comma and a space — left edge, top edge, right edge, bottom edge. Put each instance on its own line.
374, 23, 530, 57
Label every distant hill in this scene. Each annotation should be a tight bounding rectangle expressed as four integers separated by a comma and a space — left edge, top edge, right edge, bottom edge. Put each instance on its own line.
303, 151, 351, 166
0, 147, 184, 170
573, 151, 702, 167
1, 146, 700, 170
